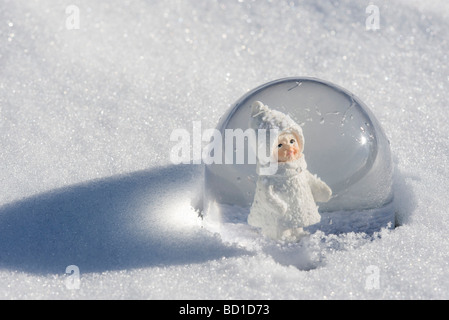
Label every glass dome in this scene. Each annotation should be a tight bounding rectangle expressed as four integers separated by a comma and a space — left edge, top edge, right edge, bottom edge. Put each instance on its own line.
203, 77, 394, 234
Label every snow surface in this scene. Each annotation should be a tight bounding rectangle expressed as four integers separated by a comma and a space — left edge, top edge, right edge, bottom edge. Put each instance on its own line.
1, 0, 449, 299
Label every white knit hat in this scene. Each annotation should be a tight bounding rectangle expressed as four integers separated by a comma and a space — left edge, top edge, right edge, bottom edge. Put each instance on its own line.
249, 100, 304, 162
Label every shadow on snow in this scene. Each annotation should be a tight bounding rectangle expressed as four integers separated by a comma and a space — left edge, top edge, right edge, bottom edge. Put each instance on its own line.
0, 164, 248, 275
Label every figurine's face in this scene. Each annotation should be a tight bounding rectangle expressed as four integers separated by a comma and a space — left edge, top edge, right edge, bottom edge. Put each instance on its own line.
276, 133, 302, 162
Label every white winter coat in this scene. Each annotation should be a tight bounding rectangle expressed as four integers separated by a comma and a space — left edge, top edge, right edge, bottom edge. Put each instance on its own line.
247, 101, 332, 240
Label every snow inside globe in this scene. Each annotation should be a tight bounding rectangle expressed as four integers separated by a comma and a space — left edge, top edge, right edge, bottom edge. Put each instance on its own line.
202, 77, 394, 237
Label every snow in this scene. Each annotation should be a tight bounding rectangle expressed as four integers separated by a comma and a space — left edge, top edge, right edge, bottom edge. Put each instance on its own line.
1, 0, 449, 299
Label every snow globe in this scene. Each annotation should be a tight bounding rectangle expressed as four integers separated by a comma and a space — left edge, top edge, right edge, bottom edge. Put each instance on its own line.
202, 77, 394, 237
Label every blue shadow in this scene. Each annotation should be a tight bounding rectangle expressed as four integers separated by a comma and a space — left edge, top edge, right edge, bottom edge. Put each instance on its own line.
0, 164, 248, 275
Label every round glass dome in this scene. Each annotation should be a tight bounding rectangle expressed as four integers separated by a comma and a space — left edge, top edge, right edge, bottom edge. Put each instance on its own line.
203, 77, 394, 234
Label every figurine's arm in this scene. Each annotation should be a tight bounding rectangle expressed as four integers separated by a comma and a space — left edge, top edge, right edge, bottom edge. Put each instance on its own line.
306, 171, 332, 203
265, 183, 288, 214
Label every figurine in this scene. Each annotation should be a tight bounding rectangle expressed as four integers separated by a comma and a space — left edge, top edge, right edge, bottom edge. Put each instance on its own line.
247, 101, 332, 242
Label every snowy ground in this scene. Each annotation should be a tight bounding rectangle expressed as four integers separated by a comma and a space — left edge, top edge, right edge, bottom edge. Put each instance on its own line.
1, 0, 448, 300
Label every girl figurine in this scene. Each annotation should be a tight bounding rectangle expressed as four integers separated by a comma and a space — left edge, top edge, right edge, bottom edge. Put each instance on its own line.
247, 101, 332, 242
